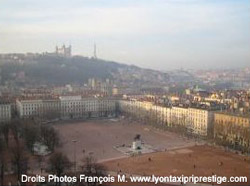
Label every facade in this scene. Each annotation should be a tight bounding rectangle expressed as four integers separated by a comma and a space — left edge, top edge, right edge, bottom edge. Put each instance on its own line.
88, 78, 113, 96
17, 97, 214, 137
16, 99, 60, 119
170, 107, 213, 136
119, 100, 161, 123
59, 96, 117, 119
187, 108, 213, 136
119, 99, 213, 137
170, 106, 188, 127
59, 96, 84, 119
16, 96, 118, 120
0, 102, 11, 122
214, 112, 250, 151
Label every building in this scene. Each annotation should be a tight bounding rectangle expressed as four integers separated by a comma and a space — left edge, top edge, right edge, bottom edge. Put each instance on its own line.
0, 101, 11, 123
119, 99, 213, 137
214, 112, 250, 151
167, 106, 213, 137
170, 106, 188, 127
16, 96, 118, 120
59, 96, 117, 119
186, 108, 213, 137
55, 45, 71, 57
59, 96, 84, 119
88, 78, 113, 96
16, 98, 60, 119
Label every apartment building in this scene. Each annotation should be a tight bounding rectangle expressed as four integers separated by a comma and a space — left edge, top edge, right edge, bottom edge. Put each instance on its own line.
119, 99, 213, 137
16, 98, 60, 119
59, 96, 84, 119
16, 96, 118, 120
170, 106, 188, 126
119, 99, 156, 121
187, 108, 213, 136
214, 112, 250, 151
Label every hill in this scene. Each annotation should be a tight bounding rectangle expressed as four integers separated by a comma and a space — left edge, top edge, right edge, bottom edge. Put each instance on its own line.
0, 54, 169, 87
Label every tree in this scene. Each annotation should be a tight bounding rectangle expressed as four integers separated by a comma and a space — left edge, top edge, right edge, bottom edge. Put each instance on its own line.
79, 156, 106, 186
10, 119, 21, 144
0, 137, 7, 186
22, 122, 39, 153
1, 123, 9, 146
10, 143, 29, 183
40, 125, 59, 152
48, 152, 72, 186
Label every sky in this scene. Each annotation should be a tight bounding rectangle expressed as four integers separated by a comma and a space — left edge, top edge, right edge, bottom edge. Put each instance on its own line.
0, 0, 249, 70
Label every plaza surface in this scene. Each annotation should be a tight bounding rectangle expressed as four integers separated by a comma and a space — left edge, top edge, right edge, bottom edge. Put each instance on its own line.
101, 145, 250, 185
54, 119, 249, 185
53, 119, 195, 164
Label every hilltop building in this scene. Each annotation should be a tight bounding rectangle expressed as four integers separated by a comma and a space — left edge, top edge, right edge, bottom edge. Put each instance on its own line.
55, 45, 71, 57
43, 45, 72, 57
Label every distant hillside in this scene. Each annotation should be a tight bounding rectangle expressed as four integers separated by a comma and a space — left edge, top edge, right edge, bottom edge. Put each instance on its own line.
0, 55, 169, 86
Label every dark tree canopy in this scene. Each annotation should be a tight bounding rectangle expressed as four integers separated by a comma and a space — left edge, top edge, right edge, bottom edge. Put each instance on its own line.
0, 55, 124, 86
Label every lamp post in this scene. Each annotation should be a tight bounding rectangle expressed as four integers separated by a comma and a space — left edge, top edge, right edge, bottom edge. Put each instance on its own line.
72, 139, 77, 175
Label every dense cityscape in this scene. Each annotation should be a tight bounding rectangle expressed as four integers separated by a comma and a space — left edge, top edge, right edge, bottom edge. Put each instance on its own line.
1, 0, 250, 185
0, 46, 249, 185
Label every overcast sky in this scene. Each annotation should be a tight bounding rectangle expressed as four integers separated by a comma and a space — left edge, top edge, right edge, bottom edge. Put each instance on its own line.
0, 0, 249, 70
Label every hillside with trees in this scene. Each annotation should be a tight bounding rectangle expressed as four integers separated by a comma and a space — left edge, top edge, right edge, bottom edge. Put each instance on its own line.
0, 54, 169, 87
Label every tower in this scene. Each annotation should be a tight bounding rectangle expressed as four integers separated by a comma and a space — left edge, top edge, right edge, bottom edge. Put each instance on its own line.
93, 43, 97, 59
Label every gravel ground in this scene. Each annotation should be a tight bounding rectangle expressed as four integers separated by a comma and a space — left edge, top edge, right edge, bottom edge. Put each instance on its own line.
53, 119, 195, 165
101, 145, 250, 185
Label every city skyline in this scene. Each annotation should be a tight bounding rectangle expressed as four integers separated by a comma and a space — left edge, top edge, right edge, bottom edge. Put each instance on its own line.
1, 0, 249, 70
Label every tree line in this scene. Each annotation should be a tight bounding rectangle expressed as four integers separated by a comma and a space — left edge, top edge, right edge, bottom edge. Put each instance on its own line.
0, 119, 108, 186
0, 119, 59, 185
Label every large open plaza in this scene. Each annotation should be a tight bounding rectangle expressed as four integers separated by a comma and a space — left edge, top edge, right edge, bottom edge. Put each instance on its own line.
53, 119, 249, 185
53, 119, 195, 164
